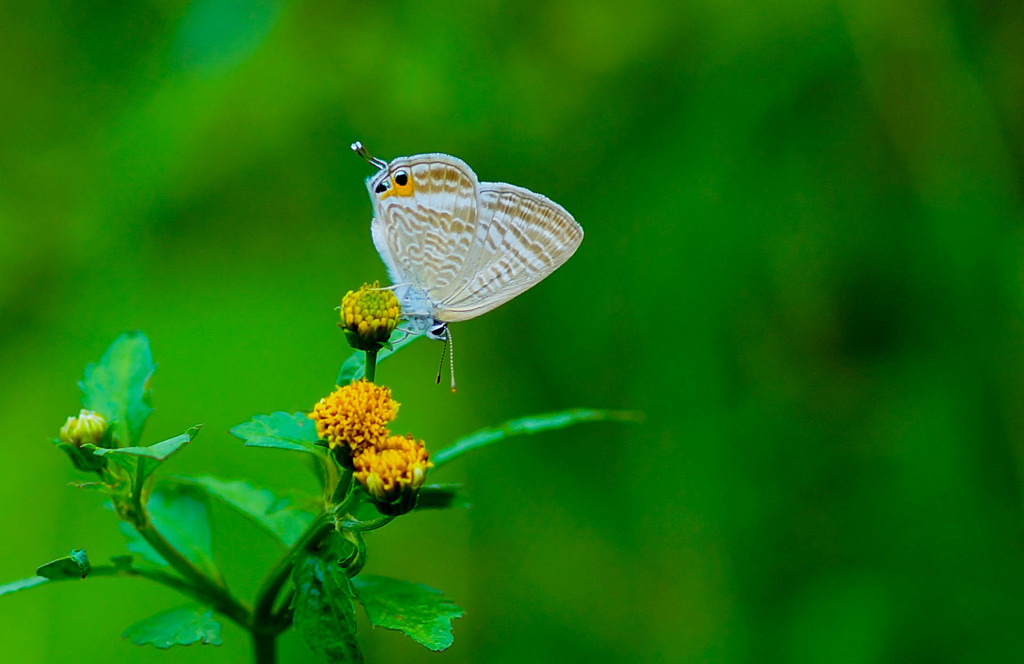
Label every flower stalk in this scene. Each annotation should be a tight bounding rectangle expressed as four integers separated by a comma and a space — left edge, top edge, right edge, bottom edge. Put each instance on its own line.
365, 347, 378, 382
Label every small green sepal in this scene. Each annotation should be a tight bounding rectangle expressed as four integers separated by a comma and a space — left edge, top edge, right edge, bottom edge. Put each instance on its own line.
54, 438, 107, 473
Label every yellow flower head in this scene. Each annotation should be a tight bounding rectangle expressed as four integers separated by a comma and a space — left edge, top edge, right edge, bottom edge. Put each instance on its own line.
309, 381, 398, 455
340, 281, 400, 351
59, 409, 109, 448
353, 434, 433, 515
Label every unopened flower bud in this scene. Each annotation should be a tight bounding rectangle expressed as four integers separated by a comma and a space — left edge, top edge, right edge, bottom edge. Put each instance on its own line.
59, 410, 108, 448
340, 282, 400, 351
55, 409, 109, 473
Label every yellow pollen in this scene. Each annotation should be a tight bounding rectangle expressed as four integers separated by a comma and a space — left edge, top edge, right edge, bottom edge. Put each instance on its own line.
309, 381, 398, 454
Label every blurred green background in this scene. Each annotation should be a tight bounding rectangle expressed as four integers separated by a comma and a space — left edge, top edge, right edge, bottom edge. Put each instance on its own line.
3, 0, 1024, 662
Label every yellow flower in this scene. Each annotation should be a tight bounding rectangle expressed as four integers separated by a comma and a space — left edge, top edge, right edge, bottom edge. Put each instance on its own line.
353, 434, 433, 515
59, 409, 109, 448
309, 381, 398, 455
340, 282, 400, 351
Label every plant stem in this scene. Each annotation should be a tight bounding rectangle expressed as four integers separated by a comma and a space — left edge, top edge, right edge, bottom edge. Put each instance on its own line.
134, 520, 251, 628
364, 348, 378, 382
253, 631, 277, 664
90, 564, 199, 598
126, 468, 251, 628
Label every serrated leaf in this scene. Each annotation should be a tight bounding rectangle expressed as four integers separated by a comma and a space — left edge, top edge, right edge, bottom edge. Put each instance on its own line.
173, 475, 316, 547
432, 408, 643, 469
80, 331, 156, 447
336, 325, 422, 385
414, 484, 471, 511
353, 575, 462, 651
92, 426, 200, 485
0, 576, 49, 596
292, 554, 363, 663
36, 549, 90, 580
120, 484, 220, 581
231, 412, 322, 454
122, 604, 222, 648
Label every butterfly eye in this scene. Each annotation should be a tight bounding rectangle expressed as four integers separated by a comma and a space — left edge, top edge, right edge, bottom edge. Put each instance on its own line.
383, 168, 416, 198
377, 167, 415, 199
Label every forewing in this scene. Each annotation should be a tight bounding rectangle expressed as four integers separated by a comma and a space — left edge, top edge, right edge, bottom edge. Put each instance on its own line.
436, 182, 583, 322
368, 154, 479, 304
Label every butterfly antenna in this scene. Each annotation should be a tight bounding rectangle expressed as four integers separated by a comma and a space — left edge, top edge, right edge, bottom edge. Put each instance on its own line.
351, 141, 387, 170
447, 327, 457, 393
432, 328, 457, 392
435, 332, 448, 386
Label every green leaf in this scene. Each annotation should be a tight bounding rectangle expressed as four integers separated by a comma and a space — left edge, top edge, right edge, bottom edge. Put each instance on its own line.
337, 325, 421, 385
122, 604, 222, 648
0, 555, 139, 597
292, 554, 363, 663
0, 576, 49, 596
36, 549, 90, 580
80, 331, 156, 447
91, 426, 200, 485
414, 484, 471, 511
353, 575, 462, 651
432, 408, 643, 469
120, 484, 221, 581
231, 411, 322, 454
172, 475, 316, 547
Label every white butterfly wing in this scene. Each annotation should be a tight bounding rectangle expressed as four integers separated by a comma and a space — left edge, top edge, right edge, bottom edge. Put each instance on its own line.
368, 154, 480, 308
435, 182, 583, 323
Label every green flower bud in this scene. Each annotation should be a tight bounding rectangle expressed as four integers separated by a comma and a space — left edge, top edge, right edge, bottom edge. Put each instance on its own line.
55, 409, 109, 473
59, 410, 108, 448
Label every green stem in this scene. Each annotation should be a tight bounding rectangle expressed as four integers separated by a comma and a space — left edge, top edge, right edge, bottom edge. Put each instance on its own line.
253, 631, 277, 664
252, 511, 334, 629
329, 467, 354, 506
125, 465, 250, 629
89, 564, 198, 598
364, 348, 378, 382
134, 520, 251, 628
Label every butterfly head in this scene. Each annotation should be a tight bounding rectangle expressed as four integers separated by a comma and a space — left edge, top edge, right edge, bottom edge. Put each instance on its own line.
351, 142, 418, 201
426, 320, 448, 341
370, 164, 415, 200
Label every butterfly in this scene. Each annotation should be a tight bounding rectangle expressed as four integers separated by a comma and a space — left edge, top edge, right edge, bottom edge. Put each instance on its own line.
352, 142, 584, 347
